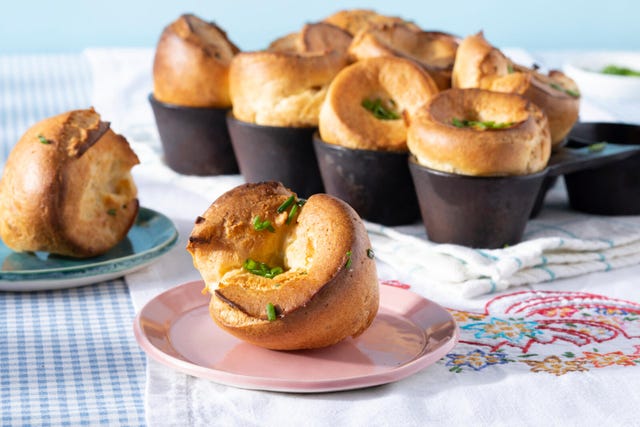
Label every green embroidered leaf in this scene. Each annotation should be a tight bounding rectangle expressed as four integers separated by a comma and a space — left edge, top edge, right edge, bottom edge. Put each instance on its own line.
563, 352, 575, 358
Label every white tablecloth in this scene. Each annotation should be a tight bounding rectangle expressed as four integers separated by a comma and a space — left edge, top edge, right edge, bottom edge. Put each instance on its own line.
85, 48, 640, 426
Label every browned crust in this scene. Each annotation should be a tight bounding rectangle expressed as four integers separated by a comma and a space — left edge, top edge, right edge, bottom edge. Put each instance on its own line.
153, 14, 239, 107
268, 22, 353, 56
319, 56, 439, 151
452, 32, 579, 146
229, 49, 348, 126
188, 182, 379, 350
323, 9, 420, 35
0, 108, 139, 257
349, 23, 458, 90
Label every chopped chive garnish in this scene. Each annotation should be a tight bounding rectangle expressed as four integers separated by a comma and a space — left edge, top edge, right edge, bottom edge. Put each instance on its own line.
367, 248, 375, 259
266, 303, 277, 321
345, 250, 352, 269
362, 98, 401, 120
451, 118, 513, 130
37, 134, 51, 144
243, 258, 283, 279
549, 82, 580, 97
588, 142, 607, 152
601, 65, 640, 77
107, 208, 117, 216
277, 196, 295, 213
286, 202, 299, 224
252, 215, 275, 232
296, 198, 306, 207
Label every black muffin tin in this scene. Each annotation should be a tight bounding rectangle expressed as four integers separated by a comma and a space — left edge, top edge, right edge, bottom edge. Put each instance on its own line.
226, 114, 324, 199
148, 94, 238, 176
409, 130, 640, 249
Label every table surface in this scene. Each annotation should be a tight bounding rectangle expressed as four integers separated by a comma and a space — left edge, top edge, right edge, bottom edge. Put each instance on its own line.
1, 50, 640, 427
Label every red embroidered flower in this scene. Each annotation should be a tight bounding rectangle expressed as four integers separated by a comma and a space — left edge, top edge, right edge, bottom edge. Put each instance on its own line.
581, 351, 639, 368
538, 307, 578, 318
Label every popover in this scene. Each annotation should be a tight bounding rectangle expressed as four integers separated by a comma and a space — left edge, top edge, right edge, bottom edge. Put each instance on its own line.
349, 24, 458, 90
187, 182, 379, 350
153, 14, 239, 108
0, 108, 139, 257
452, 32, 579, 146
407, 88, 551, 176
319, 56, 439, 151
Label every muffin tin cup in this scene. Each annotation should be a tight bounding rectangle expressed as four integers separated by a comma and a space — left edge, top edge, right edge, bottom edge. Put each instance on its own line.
226, 114, 324, 199
529, 138, 567, 218
409, 142, 640, 248
148, 94, 239, 176
564, 122, 640, 215
409, 158, 546, 248
313, 135, 421, 226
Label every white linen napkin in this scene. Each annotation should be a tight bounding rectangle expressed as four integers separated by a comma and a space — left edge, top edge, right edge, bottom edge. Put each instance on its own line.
367, 195, 640, 298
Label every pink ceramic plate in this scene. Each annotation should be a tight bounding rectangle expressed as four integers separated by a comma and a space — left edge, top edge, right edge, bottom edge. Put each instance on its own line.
134, 280, 459, 393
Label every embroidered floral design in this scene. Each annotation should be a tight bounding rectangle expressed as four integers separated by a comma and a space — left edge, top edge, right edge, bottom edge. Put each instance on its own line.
522, 356, 588, 376
462, 317, 543, 343
594, 307, 630, 316
445, 349, 510, 372
451, 311, 486, 323
538, 307, 578, 318
580, 348, 640, 368
441, 290, 640, 375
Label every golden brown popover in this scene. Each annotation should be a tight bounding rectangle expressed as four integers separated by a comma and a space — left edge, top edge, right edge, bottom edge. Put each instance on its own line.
407, 88, 551, 176
452, 32, 579, 147
323, 9, 420, 35
349, 24, 459, 90
187, 182, 379, 350
229, 48, 348, 127
319, 56, 439, 151
0, 108, 139, 257
153, 14, 240, 108
268, 22, 352, 56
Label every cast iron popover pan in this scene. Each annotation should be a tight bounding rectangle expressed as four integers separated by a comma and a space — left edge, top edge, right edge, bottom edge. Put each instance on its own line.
313, 135, 421, 226
226, 113, 324, 199
149, 94, 238, 176
409, 142, 640, 249
564, 122, 640, 215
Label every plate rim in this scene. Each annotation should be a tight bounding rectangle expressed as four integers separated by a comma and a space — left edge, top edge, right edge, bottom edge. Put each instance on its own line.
134, 280, 459, 393
0, 206, 178, 289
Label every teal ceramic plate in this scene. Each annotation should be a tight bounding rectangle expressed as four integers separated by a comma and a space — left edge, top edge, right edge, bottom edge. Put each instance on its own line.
0, 207, 178, 291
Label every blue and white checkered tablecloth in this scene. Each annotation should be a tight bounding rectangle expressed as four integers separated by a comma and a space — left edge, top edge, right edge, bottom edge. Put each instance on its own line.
0, 54, 146, 426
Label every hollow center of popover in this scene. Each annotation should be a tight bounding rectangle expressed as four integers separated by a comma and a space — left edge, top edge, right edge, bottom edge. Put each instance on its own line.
430, 89, 529, 129
361, 94, 401, 120
209, 192, 352, 320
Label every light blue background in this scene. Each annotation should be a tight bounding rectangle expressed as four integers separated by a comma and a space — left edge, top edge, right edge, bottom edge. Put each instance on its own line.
0, 0, 637, 53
